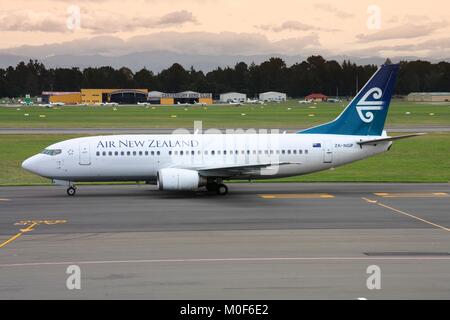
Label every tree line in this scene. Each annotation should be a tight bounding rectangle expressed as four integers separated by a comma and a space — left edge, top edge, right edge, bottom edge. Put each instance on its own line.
0, 55, 449, 99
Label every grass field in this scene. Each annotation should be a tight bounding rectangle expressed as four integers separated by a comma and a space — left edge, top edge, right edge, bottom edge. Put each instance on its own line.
1, 133, 449, 185
1, 100, 450, 129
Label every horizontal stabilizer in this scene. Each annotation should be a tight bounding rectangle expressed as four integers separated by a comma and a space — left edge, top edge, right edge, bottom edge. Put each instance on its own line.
357, 133, 426, 145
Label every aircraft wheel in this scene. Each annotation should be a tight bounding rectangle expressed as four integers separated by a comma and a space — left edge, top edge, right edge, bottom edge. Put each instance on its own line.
216, 184, 228, 195
67, 186, 76, 196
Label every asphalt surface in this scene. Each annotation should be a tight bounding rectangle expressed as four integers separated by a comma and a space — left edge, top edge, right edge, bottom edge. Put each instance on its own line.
1, 126, 449, 134
0, 183, 449, 299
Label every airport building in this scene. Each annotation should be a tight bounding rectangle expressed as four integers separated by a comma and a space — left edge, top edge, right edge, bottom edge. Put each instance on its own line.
407, 92, 450, 102
259, 91, 287, 102
147, 91, 165, 104
219, 92, 247, 103
81, 89, 148, 104
160, 91, 213, 105
42, 91, 82, 104
306, 93, 328, 102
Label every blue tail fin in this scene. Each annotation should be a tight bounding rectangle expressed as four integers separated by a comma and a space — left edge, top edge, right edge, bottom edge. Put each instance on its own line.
298, 63, 399, 136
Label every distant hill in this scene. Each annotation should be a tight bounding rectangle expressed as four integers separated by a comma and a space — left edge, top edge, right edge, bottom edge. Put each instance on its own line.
0, 51, 446, 72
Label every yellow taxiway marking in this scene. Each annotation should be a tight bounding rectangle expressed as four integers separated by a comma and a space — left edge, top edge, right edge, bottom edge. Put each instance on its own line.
362, 198, 450, 232
259, 193, 335, 199
0, 220, 67, 249
374, 192, 449, 198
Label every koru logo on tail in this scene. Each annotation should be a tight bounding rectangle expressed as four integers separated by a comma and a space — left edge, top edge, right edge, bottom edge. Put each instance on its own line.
356, 87, 384, 123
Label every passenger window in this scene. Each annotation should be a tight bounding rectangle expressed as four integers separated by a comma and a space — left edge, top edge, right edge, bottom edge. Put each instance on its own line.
96, 152, 100, 156
293, 150, 297, 154
121, 151, 124, 156
180, 151, 184, 155
157, 151, 160, 155
115, 151, 119, 156
139, 151, 142, 156
288, 150, 291, 154
133, 151, 136, 156
276, 150, 280, 154
299, 150, 302, 154
282, 150, 285, 154
145, 151, 148, 156
258, 150, 262, 154
151, 151, 154, 156
204, 151, 208, 155
270, 150, 273, 154
218, 151, 221, 155
127, 151, 131, 156
211, 151, 215, 155
224, 150, 227, 155
103, 151, 106, 156
305, 150, 308, 154
169, 151, 172, 155
191, 151, 194, 155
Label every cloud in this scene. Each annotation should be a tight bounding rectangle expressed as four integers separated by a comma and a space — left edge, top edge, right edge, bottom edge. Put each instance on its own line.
157, 10, 198, 26
0, 10, 67, 33
314, 3, 354, 19
0, 31, 322, 57
256, 20, 338, 33
0, 9, 198, 34
257, 20, 317, 32
356, 21, 447, 42
82, 10, 198, 33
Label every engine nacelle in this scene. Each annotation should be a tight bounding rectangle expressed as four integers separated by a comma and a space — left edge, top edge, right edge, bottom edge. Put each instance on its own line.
157, 168, 206, 191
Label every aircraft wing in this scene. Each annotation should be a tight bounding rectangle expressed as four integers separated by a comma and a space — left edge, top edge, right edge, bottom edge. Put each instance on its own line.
192, 162, 300, 177
357, 133, 426, 145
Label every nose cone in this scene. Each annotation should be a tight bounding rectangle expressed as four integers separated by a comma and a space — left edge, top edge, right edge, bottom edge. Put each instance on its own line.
22, 155, 39, 174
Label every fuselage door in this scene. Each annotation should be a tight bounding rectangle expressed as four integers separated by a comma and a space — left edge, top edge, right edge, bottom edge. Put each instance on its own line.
323, 141, 333, 163
79, 143, 91, 165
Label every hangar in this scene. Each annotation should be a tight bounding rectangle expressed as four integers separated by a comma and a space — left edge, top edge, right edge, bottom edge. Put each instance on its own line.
220, 92, 247, 103
110, 89, 148, 104
407, 92, 450, 102
148, 91, 164, 104
306, 93, 328, 102
42, 91, 81, 104
160, 91, 213, 105
259, 91, 286, 102
80, 89, 149, 104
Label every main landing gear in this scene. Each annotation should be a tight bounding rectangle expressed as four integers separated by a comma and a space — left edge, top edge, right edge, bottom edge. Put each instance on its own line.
206, 180, 229, 195
66, 186, 77, 196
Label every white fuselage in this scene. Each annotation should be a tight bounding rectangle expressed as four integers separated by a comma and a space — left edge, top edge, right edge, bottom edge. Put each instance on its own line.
22, 133, 390, 183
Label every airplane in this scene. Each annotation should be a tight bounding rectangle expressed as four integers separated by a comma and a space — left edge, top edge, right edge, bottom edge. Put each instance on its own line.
38, 102, 65, 107
246, 98, 261, 104
137, 102, 151, 106
22, 63, 424, 196
298, 99, 312, 104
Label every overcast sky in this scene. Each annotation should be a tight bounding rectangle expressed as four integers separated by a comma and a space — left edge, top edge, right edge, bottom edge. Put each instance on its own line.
1, 0, 449, 59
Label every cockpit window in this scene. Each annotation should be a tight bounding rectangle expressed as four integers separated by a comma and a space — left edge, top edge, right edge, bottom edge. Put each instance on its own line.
41, 149, 62, 156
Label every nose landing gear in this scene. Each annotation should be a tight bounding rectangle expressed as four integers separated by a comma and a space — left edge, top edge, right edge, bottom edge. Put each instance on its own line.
67, 186, 77, 196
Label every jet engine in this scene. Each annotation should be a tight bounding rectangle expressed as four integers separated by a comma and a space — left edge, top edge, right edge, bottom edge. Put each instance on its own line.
157, 168, 206, 191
